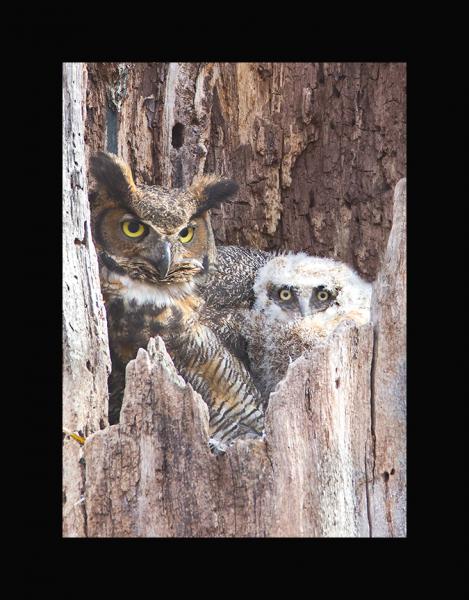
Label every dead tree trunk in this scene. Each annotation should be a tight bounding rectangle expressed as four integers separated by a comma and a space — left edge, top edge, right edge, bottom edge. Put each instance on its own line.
83, 324, 374, 537
62, 63, 111, 536
368, 178, 406, 536
63, 62, 406, 537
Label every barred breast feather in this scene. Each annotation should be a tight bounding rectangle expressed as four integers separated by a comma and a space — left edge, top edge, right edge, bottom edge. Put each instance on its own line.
163, 319, 264, 453
199, 245, 271, 309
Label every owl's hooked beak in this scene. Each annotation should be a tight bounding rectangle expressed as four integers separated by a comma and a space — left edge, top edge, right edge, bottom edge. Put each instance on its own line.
153, 241, 172, 279
298, 297, 312, 317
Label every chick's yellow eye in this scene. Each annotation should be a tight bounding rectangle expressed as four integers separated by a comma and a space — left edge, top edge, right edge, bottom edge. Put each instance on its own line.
317, 290, 329, 301
178, 226, 194, 244
122, 220, 146, 238
279, 288, 292, 301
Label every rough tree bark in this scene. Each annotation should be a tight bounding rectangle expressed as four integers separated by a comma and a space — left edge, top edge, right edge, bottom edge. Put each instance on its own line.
63, 62, 406, 537
368, 178, 406, 536
62, 63, 111, 537
85, 62, 406, 280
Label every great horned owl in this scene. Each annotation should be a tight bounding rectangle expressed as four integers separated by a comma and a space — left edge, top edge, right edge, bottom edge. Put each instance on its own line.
89, 151, 264, 452
243, 253, 372, 400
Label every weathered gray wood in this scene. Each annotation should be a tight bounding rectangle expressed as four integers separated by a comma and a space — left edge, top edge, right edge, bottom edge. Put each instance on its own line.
84, 338, 216, 537
63, 62, 111, 537
265, 322, 374, 537
84, 323, 374, 538
368, 178, 406, 537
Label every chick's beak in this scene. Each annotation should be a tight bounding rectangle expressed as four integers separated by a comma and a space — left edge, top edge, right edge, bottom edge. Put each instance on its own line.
298, 297, 311, 317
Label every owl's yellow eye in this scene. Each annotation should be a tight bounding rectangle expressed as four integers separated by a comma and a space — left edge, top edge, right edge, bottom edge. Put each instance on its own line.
178, 226, 195, 244
317, 290, 330, 302
279, 288, 292, 301
122, 220, 146, 238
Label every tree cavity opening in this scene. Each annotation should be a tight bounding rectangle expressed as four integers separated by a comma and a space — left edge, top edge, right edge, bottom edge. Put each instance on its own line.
172, 123, 184, 149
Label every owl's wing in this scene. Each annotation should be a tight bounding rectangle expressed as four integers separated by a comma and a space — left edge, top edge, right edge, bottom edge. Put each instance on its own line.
200, 304, 250, 365
197, 245, 271, 365
198, 245, 271, 310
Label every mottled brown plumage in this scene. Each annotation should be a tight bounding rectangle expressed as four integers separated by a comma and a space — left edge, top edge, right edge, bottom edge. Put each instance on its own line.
89, 152, 264, 452
197, 245, 271, 367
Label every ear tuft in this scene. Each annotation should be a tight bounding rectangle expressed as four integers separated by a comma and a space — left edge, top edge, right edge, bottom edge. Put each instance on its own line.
89, 151, 137, 202
204, 179, 239, 205
192, 178, 239, 218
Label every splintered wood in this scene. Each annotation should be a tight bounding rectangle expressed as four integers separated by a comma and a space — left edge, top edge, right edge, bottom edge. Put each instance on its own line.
63, 62, 111, 537
83, 179, 406, 538
84, 326, 372, 537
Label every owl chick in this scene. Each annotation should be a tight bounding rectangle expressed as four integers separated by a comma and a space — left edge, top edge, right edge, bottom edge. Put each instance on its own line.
89, 152, 264, 452
244, 253, 372, 400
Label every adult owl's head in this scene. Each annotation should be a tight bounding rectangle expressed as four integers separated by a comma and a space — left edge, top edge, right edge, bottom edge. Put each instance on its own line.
89, 152, 238, 296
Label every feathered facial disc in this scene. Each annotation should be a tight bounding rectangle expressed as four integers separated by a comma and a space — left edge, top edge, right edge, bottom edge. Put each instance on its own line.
253, 253, 372, 322
89, 152, 238, 286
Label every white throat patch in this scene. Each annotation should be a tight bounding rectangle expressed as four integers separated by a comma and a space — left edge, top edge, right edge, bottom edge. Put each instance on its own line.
104, 269, 194, 307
